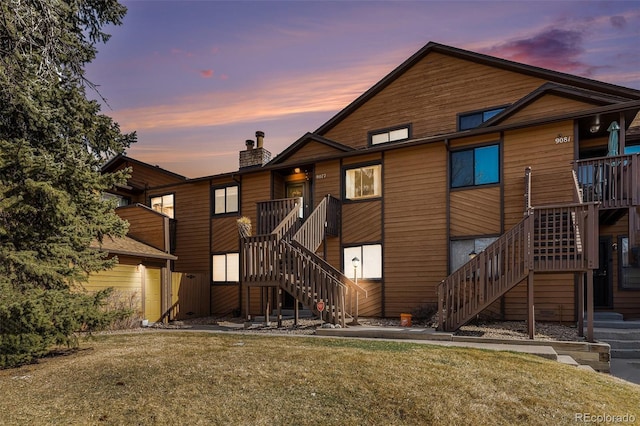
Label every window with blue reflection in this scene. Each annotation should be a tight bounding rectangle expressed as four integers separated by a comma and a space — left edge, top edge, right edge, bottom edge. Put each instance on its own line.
451, 144, 499, 188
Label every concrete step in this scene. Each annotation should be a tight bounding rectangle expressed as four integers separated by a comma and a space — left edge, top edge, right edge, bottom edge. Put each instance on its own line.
611, 348, 640, 359
593, 312, 624, 321
591, 320, 640, 329
557, 355, 579, 367
604, 339, 640, 350
577, 364, 597, 373
592, 328, 640, 340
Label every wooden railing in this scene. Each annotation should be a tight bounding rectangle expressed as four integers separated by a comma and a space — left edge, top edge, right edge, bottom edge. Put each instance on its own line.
574, 154, 639, 209
438, 216, 530, 331
531, 203, 598, 272
256, 198, 301, 234
242, 196, 365, 326
293, 195, 340, 253
438, 202, 597, 331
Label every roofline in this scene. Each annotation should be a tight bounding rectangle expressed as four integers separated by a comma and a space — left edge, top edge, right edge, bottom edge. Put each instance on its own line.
315, 41, 640, 136
267, 132, 354, 166
102, 154, 187, 181
103, 248, 177, 261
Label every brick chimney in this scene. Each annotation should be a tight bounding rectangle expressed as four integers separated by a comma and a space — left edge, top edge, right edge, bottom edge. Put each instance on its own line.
239, 130, 271, 169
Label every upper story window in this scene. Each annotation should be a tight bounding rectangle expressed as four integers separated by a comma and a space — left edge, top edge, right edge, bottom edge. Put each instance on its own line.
451, 144, 499, 189
458, 107, 506, 131
369, 125, 411, 146
345, 164, 382, 200
213, 185, 239, 215
102, 192, 129, 208
150, 193, 174, 218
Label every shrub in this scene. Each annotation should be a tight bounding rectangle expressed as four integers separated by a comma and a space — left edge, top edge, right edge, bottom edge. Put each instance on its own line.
0, 286, 131, 369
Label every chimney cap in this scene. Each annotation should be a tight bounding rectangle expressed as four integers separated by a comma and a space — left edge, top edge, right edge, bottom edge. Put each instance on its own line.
255, 130, 265, 138
245, 139, 254, 149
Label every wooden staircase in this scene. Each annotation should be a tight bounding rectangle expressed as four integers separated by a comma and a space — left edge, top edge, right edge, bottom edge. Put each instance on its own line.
242, 195, 366, 327
438, 167, 599, 332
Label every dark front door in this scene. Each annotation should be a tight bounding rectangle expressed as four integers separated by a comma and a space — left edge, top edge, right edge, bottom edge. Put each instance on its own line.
286, 180, 312, 218
594, 236, 613, 308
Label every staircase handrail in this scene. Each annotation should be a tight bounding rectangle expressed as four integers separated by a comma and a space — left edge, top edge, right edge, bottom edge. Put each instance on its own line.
271, 197, 303, 241
292, 195, 329, 252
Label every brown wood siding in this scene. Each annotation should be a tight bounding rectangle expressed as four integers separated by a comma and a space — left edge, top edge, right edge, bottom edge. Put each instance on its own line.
211, 216, 240, 252
313, 160, 341, 205
171, 272, 210, 319
450, 133, 501, 149
116, 205, 166, 251
503, 121, 575, 229
353, 280, 382, 317
323, 52, 547, 148
211, 284, 240, 315
124, 161, 184, 192
450, 187, 501, 237
272, 173, 285, 200
384, 144, 448, 316
241, 171, 272, 229
501, 95, 597, 126
342, 153, 381, 166
171, 181, 211, 274
278, 142, 345, 166
601, 213, 640, 318
503, 274, 576, 322
342, 201, 382, 244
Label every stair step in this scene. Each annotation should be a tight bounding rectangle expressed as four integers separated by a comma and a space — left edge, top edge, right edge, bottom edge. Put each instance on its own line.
611, 348, 640, 359
590, 320, 640, 329
557, 355, 579, 367
591, 329, 640, 340
602, 339, 640, 350
593, 312, 624, 321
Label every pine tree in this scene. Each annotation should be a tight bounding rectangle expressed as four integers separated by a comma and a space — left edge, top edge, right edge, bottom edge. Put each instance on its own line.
0, 0, 136, 367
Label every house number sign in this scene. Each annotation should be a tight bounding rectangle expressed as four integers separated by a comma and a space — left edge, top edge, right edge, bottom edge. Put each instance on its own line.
316, 173, 327, 179
554, 135, 571, 144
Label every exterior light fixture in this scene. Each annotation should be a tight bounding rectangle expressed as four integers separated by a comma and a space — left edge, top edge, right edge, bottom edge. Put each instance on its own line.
468, 250, 477, 260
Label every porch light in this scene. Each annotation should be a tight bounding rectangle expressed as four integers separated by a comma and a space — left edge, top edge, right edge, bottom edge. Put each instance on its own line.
590, 115, 601, 134
468, 250, 477, 260
352, 257, 360, 283
294, 167, 301, 174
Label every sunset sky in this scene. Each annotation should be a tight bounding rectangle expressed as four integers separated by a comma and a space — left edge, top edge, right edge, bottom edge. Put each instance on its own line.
85, 0, 640, 178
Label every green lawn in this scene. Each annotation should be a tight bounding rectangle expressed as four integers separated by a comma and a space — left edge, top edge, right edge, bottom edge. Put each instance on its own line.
1, 331, 638, 425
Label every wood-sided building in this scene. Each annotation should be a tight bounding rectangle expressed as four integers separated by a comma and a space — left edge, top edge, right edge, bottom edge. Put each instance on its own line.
103, 42, 640, 333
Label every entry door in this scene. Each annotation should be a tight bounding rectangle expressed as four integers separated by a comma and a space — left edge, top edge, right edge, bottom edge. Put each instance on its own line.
286, 181, 311, 218
594, 237, 613, 308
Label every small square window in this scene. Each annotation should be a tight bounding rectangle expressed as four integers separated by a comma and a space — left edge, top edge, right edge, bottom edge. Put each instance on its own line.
343, 244, 382, 279
370, 125, 410, 146
451, 144, 499, 188
213, 253, 239, 283
458, 107, 506, 131
620, 237, 640, 290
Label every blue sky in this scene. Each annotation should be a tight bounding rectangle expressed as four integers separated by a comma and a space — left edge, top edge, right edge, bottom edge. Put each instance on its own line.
85, 0, 640, 177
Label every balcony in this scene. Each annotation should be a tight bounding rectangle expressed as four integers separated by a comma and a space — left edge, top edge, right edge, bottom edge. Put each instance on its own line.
574, 154, 639, 209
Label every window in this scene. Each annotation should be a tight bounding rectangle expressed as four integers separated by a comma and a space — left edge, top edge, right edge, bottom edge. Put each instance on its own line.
451, 144, 499, 188
458, 107, 506, 131
370, 125, 410, 145
213, 185, 238, 215
212, 253, 239, 283
343, 244, 382, 279
619, 237, 640, 289
102, 192, 129, 207
345, 164, 382, 200
450, 237, 498, 273
150, 194, 174, 218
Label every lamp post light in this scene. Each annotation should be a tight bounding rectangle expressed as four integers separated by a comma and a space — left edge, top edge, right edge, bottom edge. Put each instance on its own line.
351, 257, 360, 325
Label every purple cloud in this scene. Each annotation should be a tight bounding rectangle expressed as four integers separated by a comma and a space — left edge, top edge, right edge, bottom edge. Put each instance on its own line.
610, 15, 626, 29
485, 28, 602, 77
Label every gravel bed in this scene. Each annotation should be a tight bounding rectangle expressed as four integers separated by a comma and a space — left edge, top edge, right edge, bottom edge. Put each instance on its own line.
164, 315, 584, 342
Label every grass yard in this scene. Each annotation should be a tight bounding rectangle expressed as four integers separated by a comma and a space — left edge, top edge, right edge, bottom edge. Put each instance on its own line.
1, 331, 638, 425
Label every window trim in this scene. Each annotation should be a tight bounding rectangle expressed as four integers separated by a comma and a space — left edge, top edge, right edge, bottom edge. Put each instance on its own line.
342, 161, 383, 202
457, 105, 509, 131
450, 143, 500, 190
342, 243, 383, 280
149, 192, 175, 219
618, 236, 640, 291
212, 184, 239, 216
212, 252, 240, 284
368, 123, 412, 146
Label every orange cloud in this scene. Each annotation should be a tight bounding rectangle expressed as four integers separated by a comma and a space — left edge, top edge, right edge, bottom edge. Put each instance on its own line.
109, 59, 395, 133
200, 69, 214, 78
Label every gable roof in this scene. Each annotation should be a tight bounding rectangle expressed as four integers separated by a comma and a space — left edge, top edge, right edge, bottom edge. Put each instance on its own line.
315, 42, 640, 136
482, 82, 634, 128
267, 132, 354, 166
90, 235, 177, 261
101, 154, 187, 182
